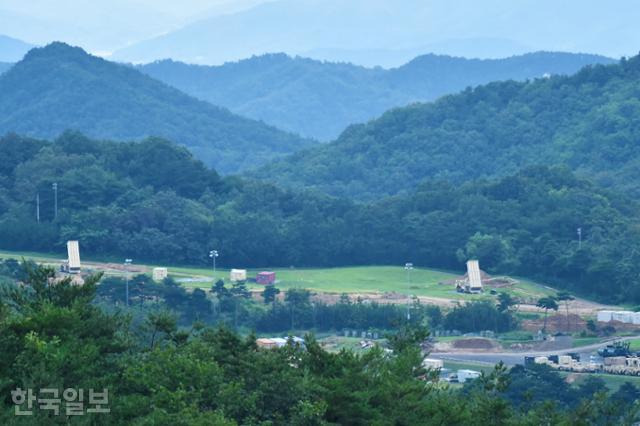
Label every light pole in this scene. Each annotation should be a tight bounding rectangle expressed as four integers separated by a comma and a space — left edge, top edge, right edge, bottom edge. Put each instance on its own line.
577, 227, 582, 250
36, 192, 40, 223
124, 258, 132, 306
209, 250, 218, 279
405, 262, 413, 321
52, 182, 58, 220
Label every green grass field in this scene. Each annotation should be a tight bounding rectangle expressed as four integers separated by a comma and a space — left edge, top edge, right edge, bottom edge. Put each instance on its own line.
0, 249, 558, 303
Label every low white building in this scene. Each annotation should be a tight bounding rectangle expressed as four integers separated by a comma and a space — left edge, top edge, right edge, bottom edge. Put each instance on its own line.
597, 310, 639, 325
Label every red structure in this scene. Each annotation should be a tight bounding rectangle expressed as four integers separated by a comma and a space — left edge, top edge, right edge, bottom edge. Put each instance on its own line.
256, 271, 276, 285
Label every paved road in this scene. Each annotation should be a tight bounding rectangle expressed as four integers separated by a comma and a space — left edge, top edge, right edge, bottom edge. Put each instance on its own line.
430, 335, 640, 366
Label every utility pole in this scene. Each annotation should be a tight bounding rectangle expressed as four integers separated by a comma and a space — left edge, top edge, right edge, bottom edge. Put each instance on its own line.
52, 182, 58, 220
577, 227, 582, 250
124, 259, 132, 306
36, 192, 40, 223
405, 262, 413, 321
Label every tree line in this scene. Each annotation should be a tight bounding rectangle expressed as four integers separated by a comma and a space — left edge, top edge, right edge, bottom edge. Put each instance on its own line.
1, 132, 639, 303
1, 263, 639, 424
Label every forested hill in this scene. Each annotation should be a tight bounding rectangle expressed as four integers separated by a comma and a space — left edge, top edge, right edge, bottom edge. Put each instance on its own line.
139, 51, 613, 140
0, 62, 11, 75
256, 54, 640, 199
0, 43, 312, 174
1, 132, 639, 303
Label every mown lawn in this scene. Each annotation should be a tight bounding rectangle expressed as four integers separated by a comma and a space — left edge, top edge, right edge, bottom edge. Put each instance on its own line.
0, 250, 562, 303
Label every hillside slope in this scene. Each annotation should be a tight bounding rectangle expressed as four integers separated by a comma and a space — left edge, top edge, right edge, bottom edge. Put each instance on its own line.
1, 133, 639, 303
0, 62, 12, 75
139, 52, 613, 140
256, 55, 640, 199
0, 43, 312, 173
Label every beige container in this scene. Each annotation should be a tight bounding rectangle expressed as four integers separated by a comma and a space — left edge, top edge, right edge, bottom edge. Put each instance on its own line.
152, 267, 168, 281
604, 356, 627, 366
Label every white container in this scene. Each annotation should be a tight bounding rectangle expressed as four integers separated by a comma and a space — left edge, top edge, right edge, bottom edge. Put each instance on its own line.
534, 356, 549, 364
457, 369, 481, 383
230, 269, 247, 282
632, 312, 640, 325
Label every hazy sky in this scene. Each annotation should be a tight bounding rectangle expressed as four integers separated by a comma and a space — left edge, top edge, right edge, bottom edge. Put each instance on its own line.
1, 0, 639, 65
0, 0, 270, 53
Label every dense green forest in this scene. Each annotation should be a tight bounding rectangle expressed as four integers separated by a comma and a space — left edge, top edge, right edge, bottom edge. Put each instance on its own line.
1, 264, 638, 424
1, 132, 638, 303
0, 43, 312, 174
257, 54, 640, 199
139, 52, 612, 140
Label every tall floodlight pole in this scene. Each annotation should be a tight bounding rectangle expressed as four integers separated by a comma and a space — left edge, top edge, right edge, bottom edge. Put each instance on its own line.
405, 262, 413, 321
36, 192, 40, 223
52, 183, 58, 220
577, 227, 582, 250
124, 258, 132, 306
209, 250, 219, 279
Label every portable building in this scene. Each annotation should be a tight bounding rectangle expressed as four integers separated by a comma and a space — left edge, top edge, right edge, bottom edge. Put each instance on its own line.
256, 271, 276, 285
152, 267, 168, 281
596, 311, 614, 322
457, 369, 481, 383
230, 269, 247, 282
633, 312, 640, 325
612, 311, 634, 324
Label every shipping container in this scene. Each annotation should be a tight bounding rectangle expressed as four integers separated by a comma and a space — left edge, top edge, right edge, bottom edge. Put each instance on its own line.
256, 271, 276, 285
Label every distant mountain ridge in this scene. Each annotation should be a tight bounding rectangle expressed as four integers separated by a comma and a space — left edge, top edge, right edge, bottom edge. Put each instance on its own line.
0, 34, 33, 62
139, 51, 614, 140
111, 0, 639, 66
0, 43, 312, 174
255, 55, 640, 199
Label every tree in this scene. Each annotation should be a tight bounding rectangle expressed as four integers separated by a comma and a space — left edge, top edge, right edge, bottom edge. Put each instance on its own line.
262, 285, 280, 304
536, 297, 559, 333
556, 291, 575, 332
146, 310, 178, 349
497, 292, 517, 313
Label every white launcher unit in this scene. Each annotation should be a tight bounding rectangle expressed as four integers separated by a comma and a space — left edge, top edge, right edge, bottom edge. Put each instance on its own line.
466, 260, 483, 293
66, 240, 81, 274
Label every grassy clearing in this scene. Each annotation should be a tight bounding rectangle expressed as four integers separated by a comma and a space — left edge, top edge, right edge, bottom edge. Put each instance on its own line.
0, 250, 561, 303
572, 337, 602, 348
627, 338, 640, 351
